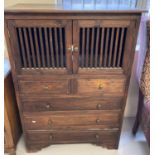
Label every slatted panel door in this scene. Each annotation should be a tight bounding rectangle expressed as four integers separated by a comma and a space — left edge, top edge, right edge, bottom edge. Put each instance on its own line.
73, 20, 134, 75
7, 20, 72, 75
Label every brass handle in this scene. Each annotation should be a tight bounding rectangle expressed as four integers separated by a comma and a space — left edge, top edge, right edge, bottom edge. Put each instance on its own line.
97, 104, 102, 109
32, 120, 36, 124
74, 46, 79, 52
49, 134, 53, 140
98, 84, 103, 90
67, 45, 74, 52
44, 86, 49, 90
46, 104, 51, 109
96, 119, 101, 124
48, 119, 53, 128
95, 134, 99, 139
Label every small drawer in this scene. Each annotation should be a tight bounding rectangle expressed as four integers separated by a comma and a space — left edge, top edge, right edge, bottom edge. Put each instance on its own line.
18, 80, 70, 96
26, 130, 119, 145
24, 110, 121, 130
22, 97, 123, 112
77, 78, 126, 96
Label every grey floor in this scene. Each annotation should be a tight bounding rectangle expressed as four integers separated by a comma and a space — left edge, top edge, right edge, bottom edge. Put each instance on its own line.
5, 118, 149, 155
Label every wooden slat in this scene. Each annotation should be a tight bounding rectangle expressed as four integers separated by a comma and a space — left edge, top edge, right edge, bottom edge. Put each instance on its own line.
49, 28, 55, 67
81, 28, 85, 67
59, 28, 64, 67
54, 27, 59, 67
108, 28, 114, 67
23, 28, 32, 67
18, 28, 27, 67
85, 28, 90, 67
99, 28, 105, 67
39, 28, 45, 67
44, 28, 50, 67
94, 27, 100, 67
90, 28, 95, 67
117, 28, 125, 67
104, 28, 110, 67
28, 28, 36, 67
113, 28, 120, 67
33, 28, 41, 67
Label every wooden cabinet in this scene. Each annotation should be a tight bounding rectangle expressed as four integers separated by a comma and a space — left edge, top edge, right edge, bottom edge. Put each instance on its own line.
5, 3, 144, 152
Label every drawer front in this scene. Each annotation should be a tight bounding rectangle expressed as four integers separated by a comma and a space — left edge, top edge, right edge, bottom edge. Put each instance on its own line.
26, 130, 119, 145
22, 97, 123, 112
24, 110, 121, 130
77, 78, 126, 96
19, 80, 70, 96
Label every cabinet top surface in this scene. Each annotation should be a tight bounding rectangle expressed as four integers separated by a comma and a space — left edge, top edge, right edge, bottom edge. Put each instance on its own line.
5, 3, 146, 14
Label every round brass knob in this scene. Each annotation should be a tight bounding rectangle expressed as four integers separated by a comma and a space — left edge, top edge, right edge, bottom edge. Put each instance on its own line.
96, 119, 101, 124
98, 84, 103, 90
44, 86, 49, 90
46, 104, 51, 109
97, 104, 102, 109
67, 47, 72, 52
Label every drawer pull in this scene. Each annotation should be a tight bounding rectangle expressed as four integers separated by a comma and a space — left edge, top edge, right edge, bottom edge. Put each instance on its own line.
97, 104, 102, 109
46, 104, 51, 109
32, 120, 36, 124
98, 84, 103, 90
48, 119, 53, 128
74, 46, 79, 52
96, 119, 101, 124
95, 134, 99, 139
44, 86, 49, 90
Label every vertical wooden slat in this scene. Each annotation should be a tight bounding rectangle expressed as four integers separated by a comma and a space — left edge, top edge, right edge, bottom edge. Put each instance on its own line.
34, 28, 41, 68
54, 27, 59, 67
94, 27, 100, 67
44, 28, 50, 67
39, 28, 45, 67
18, 28, 27, 67
104, 28, 110, 67
23, 28, 32, 67
49, 28, 55, 67
117, 28, 125, 67
113, 28, 120, 67
85, 28, 90, 67
59, 28, 64, 67
99, 28, 105, 67
108, 28, 114, 67
28, 28, 36, 67
81, 28, 85, 67
90, 28, 95, 67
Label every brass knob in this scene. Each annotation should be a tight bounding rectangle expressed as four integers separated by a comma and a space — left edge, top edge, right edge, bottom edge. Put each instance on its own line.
97, 104, 102, 109
96, 119, 101, 124
49, 134, 53, 140
95, 134, 99, 139
74, 46, 79, 52
32, 120, 36, 124
46, 104, 51, 109
48, 119, 53, 128
98, 84, 103, 90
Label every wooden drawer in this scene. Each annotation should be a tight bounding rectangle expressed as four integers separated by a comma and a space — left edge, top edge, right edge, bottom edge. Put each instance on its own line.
24, 110, 121, 130
22, 97, 123, 112
77, 78, 126, 96
26, 130, 119, 145
19, 80, 70, 96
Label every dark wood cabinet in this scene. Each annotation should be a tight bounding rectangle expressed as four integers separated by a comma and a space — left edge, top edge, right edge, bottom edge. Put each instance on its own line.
5, 3, 144, 152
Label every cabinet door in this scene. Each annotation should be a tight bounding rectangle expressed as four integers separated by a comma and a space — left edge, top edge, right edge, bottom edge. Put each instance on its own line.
7, 20, 72, 75
73, 19, 135, 75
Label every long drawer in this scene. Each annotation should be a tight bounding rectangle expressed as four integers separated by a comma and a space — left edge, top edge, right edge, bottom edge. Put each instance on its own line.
24, 110, 121, 130
21, 97, 123, 112
26, 130, 119, 145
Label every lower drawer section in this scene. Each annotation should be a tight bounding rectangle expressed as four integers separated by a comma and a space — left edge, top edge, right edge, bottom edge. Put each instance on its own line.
26, 129, 119, 145
24, 110, 121, 130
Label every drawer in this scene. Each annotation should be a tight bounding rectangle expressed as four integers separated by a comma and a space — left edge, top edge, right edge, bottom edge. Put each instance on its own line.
22, 97, 123, 112
18, 80, 70, 96
24, 110, 121, 130
26, 130, 119, 145
77, 78, 126, 96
